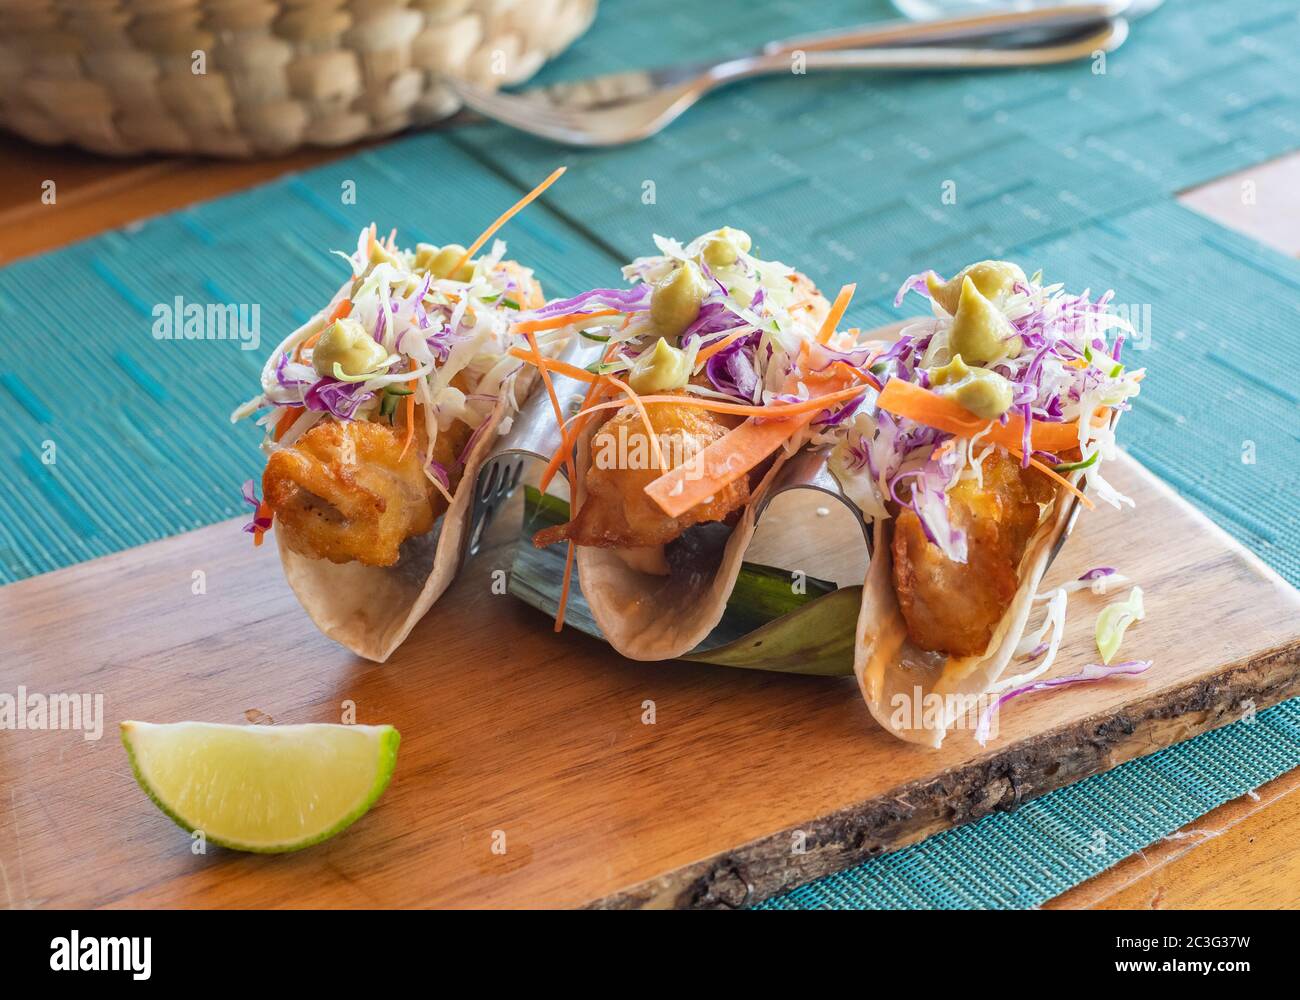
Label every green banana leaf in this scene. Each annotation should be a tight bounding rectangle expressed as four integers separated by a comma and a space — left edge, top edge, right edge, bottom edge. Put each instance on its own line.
511, 487, 856, 676
685, 586, 861, 676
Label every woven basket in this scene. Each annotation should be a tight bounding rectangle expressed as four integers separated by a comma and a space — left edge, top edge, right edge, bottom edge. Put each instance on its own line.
0, 0, 598, 158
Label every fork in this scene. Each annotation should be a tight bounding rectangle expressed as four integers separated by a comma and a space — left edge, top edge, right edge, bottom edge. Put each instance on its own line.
444, 19, 1128, 147
521, 0, 1134, 112
464, 331, 606, 559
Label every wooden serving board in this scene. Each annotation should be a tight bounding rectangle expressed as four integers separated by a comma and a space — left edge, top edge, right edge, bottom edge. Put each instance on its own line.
2, 455, 1298, 909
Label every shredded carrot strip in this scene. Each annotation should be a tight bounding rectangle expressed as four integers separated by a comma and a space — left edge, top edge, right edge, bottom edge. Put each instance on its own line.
538, 419, 580, 494
643, 414, 807, 519
398, 358, 417, 461
512, 308, 623, 336
638, 356, 856, 519
525, 333, 570, 456
876, 378, 1084, 454
450, 166, 567, 276
930, 438, 956, 462
539, 378, 614, 493
880, 368, 1102, 507
538, 339, 621, 493
273, 406, 302, 442
555, 541, 576, 632
1011, 449, 1096, 509
560, 383, 870, 428
507, 347, 599, 383
831, 358, 882, 389
815, 283, 856, 345
523, 328, 580, 632
643, 370, 855, 519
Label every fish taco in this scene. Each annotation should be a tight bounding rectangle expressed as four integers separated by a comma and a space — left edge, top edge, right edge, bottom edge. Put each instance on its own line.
232, 171, 569, 661
516, 226, 880, 660
826, 261, 1143, 746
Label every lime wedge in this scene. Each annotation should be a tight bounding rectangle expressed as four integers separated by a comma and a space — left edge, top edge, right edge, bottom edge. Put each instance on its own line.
121, 721, 400, 853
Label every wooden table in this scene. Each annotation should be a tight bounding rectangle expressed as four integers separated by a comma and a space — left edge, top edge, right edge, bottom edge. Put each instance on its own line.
3, 132, 1298, 909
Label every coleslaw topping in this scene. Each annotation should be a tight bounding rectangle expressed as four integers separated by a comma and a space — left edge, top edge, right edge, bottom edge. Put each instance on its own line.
827, 262, 1145, 560
231, 225, 554, 495
517, 228, 861, 407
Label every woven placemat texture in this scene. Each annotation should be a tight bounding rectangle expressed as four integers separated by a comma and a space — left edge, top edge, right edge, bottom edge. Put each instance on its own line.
463, 0, 1300, 301
2, 0, 1298, 908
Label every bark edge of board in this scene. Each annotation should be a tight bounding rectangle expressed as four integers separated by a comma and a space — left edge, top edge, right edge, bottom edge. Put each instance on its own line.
592, 638, 1300, 909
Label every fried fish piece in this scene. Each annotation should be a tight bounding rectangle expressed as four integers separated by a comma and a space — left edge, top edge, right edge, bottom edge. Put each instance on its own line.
533, 396, 749, 551
891, 449, 1057, 658
264, 417, 468, 567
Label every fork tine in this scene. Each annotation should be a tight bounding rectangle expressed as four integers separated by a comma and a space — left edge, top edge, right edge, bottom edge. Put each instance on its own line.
457, 95, 585, 138
444, 77, 666, 147
446, 79, 590, 130
460, 105, 610, 145
466, 454, 526, 558
457, 89, 571, 126
448, 82, 673, 147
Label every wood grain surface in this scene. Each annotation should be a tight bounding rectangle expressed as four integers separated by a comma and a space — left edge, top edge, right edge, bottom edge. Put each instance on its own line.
1, 452, 1297, 909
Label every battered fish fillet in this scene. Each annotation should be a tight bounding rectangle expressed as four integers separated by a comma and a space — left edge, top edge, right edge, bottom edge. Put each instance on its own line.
891, 450, 1058, 658
533, 396, 749, 550
264, 417, 469, 567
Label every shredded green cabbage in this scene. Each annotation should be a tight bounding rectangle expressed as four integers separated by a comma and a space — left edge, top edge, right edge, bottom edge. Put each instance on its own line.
1095, 586, 1145, 664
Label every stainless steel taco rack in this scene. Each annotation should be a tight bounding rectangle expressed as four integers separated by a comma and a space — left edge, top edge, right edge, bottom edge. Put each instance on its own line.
754, 445, 873, 549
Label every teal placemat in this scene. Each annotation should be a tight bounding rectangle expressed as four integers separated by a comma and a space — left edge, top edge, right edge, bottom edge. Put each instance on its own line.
2, 0, 1298, 908
463, 0, 1300, 302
